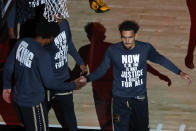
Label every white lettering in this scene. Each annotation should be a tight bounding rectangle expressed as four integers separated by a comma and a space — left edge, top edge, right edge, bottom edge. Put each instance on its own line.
53, 31, 68, 69
16, 41, 34, 68
122, 54, 140, 64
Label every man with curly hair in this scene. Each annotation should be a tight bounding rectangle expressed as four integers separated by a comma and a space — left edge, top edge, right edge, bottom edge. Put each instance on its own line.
86, 20, 192, 131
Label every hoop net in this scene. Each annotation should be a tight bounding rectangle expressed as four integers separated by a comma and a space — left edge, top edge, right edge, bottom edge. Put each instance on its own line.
29, 0, 69, 22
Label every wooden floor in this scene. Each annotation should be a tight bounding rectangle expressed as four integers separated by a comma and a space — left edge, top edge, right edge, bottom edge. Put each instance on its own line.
1, 0, 196, 130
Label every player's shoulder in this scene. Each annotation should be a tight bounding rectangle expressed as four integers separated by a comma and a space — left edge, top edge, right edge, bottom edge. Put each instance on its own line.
15, 38, 45, 58
22, 38, 47, 54
110, 42, 121, 48
135, 40, 149, 46
61, 19, 69, 26
135, 40, 152, 48
106, 42, 124, 52
18, 38, 37, 47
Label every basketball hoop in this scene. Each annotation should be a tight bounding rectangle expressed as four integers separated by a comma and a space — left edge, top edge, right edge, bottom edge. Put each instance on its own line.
29, 0, 69, 22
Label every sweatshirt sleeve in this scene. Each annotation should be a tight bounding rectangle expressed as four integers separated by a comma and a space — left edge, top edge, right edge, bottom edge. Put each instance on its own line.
87, 48, 112, 82
65, 20, 84, 66
38, 50, 76, 90
68, 41, 84, 65
147, 44, 181, 75
3, 45, 16, 89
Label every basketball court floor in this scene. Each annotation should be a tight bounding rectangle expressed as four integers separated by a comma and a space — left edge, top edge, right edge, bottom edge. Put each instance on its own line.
0, 0, 196, 130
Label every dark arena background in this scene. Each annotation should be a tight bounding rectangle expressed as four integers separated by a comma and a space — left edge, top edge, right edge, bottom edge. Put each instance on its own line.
0, 0, 196, 131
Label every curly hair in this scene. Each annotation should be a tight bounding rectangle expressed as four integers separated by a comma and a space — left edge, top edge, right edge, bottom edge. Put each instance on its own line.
118, 20, 139, 33
35, 20, 60, 39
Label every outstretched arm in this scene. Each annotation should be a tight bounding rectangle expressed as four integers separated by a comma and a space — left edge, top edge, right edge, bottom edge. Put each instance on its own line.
147, 44, 181, 75
147, 44, 192, 87
87, 48, 112, 82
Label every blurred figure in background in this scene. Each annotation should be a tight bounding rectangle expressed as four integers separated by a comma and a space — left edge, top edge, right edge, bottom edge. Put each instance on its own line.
185, 0, 196, 69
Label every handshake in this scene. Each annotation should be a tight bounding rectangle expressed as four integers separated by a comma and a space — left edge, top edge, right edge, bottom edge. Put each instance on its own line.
74, 70, 88, 90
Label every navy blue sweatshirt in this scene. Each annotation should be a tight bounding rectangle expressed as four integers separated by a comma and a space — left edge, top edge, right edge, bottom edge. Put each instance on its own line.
45, 19, 84, 82
87, 41, 181, 98
3, 38, 76, 107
